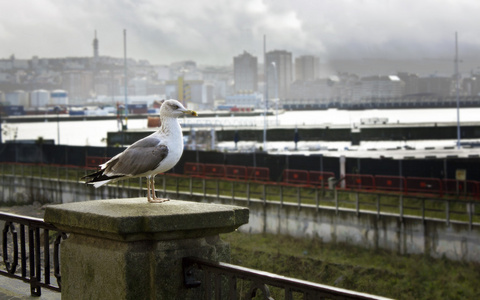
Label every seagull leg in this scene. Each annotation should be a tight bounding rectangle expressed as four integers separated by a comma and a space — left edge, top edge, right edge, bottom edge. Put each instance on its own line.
146, 176, 153, 202
149, 175, 169, 203
151, 176, 157, 199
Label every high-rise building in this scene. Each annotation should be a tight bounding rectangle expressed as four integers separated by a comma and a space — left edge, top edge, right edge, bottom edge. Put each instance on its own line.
295, 55, 320, 81
266, 50, 292, 100
360, 75, 405, 100
418, 76, 452, 97
233, 51, 258, 93
397, 72, 419, 96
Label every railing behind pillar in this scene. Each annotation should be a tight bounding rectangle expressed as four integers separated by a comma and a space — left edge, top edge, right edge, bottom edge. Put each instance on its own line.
0, 212, 67, 296
183, 257, 391, 300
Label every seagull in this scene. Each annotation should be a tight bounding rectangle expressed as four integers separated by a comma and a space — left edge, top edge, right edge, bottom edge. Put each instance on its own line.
83, 99, 197, 203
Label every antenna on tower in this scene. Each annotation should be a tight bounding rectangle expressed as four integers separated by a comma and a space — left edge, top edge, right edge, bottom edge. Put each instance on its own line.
93, 30, 99, 59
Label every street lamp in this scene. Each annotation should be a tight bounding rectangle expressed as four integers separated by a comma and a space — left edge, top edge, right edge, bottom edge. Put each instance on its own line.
263, 35, 268, 152
454, 32, 461, 149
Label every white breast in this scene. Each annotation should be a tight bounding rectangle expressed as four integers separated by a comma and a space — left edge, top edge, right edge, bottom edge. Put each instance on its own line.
153, 118, 184, 174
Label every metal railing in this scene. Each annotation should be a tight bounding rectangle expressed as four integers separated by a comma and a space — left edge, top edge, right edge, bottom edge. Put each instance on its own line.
183, 257, 392, 300
1, 162, 480, 228
0, 211, 67, 296
164, 175, 480, 229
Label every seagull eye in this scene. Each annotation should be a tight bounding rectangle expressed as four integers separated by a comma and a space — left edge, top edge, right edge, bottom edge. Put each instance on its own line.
171, 104, 179, 109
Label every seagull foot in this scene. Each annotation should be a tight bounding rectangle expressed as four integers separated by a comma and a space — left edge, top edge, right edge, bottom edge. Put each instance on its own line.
148, 198, 170, 203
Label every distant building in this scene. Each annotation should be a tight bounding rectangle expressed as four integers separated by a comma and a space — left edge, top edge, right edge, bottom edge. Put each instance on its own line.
170, 61, 201, 80
165, 79, 212, 109
0, 72, 12, 83
295, 55, 320, 81
155, 65, 170, 81
201, 65, 231, 100
418, 76, 452, 97
0, 55, 28, 71
131, 77, 148, 96
224, 92, 263, 109
463, 76, 480, 96
266, 50, 293, 100
359, 75, 405, 100
288, 78, 339, 102
233, 51, 258, 93
62, 71, 93, 102
396, 72, 420, 95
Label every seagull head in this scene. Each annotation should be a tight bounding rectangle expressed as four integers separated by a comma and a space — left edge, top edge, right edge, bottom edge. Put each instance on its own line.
160, 99, 198, 118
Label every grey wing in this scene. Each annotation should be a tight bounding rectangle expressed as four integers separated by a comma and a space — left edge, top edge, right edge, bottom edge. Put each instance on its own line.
103, 136, 169, 176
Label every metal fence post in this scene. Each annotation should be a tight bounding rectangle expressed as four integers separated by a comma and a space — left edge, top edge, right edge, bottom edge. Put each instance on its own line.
421, 198, 425, 223
189, 177, 193, 196
335, 188, 338, 215
263, 184, 266, 205
376, 194, 380, 219
469, 202, 473, 231
446, 200, 450, 226
279, 185, 284, 208
246, 181, 250, 205
297, 187, 301, 210
355, 192, 359, 216
399, 194, 403, 222
203, 178, 206, 197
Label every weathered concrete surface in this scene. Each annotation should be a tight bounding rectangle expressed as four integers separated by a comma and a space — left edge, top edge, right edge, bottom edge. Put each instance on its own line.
44, 198, 248, 241
44, 199, 249, 300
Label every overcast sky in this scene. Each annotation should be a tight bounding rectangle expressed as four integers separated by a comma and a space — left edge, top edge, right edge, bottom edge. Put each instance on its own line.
1, 0, 479, 66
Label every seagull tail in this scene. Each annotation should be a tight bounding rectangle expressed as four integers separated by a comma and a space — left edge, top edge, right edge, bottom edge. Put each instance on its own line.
82, 169, 123, 188
91, 180, 111, 188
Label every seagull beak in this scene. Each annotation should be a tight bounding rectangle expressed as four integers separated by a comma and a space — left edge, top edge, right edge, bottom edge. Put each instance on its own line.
183, 110, 198, 117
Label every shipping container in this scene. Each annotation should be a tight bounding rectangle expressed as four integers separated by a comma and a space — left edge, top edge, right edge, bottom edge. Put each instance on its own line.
0, 105, 25, 116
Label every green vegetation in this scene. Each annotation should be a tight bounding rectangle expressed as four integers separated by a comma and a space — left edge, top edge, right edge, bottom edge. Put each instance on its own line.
221, 231, 480, 300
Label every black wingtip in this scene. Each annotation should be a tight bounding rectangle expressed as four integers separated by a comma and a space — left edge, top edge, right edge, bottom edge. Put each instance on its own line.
82, 170, 122, 184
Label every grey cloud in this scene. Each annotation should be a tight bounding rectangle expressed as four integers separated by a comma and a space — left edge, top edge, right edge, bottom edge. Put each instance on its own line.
1, 0, 479, 65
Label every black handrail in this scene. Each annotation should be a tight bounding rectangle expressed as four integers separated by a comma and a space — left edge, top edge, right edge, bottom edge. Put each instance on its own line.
183, 256, 392, 300
0, 211, 67, 296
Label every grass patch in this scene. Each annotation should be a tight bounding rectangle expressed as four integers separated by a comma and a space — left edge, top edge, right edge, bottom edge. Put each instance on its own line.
221, 231, 480, 300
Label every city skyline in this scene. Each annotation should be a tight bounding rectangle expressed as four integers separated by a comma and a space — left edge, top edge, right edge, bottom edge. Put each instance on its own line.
1, 0, 480, 68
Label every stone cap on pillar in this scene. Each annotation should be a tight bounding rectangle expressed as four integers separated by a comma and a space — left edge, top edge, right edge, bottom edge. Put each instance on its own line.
44, 198, 249, 242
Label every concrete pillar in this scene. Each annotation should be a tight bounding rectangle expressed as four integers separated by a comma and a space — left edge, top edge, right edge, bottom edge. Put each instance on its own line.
44, 198, 249, 300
